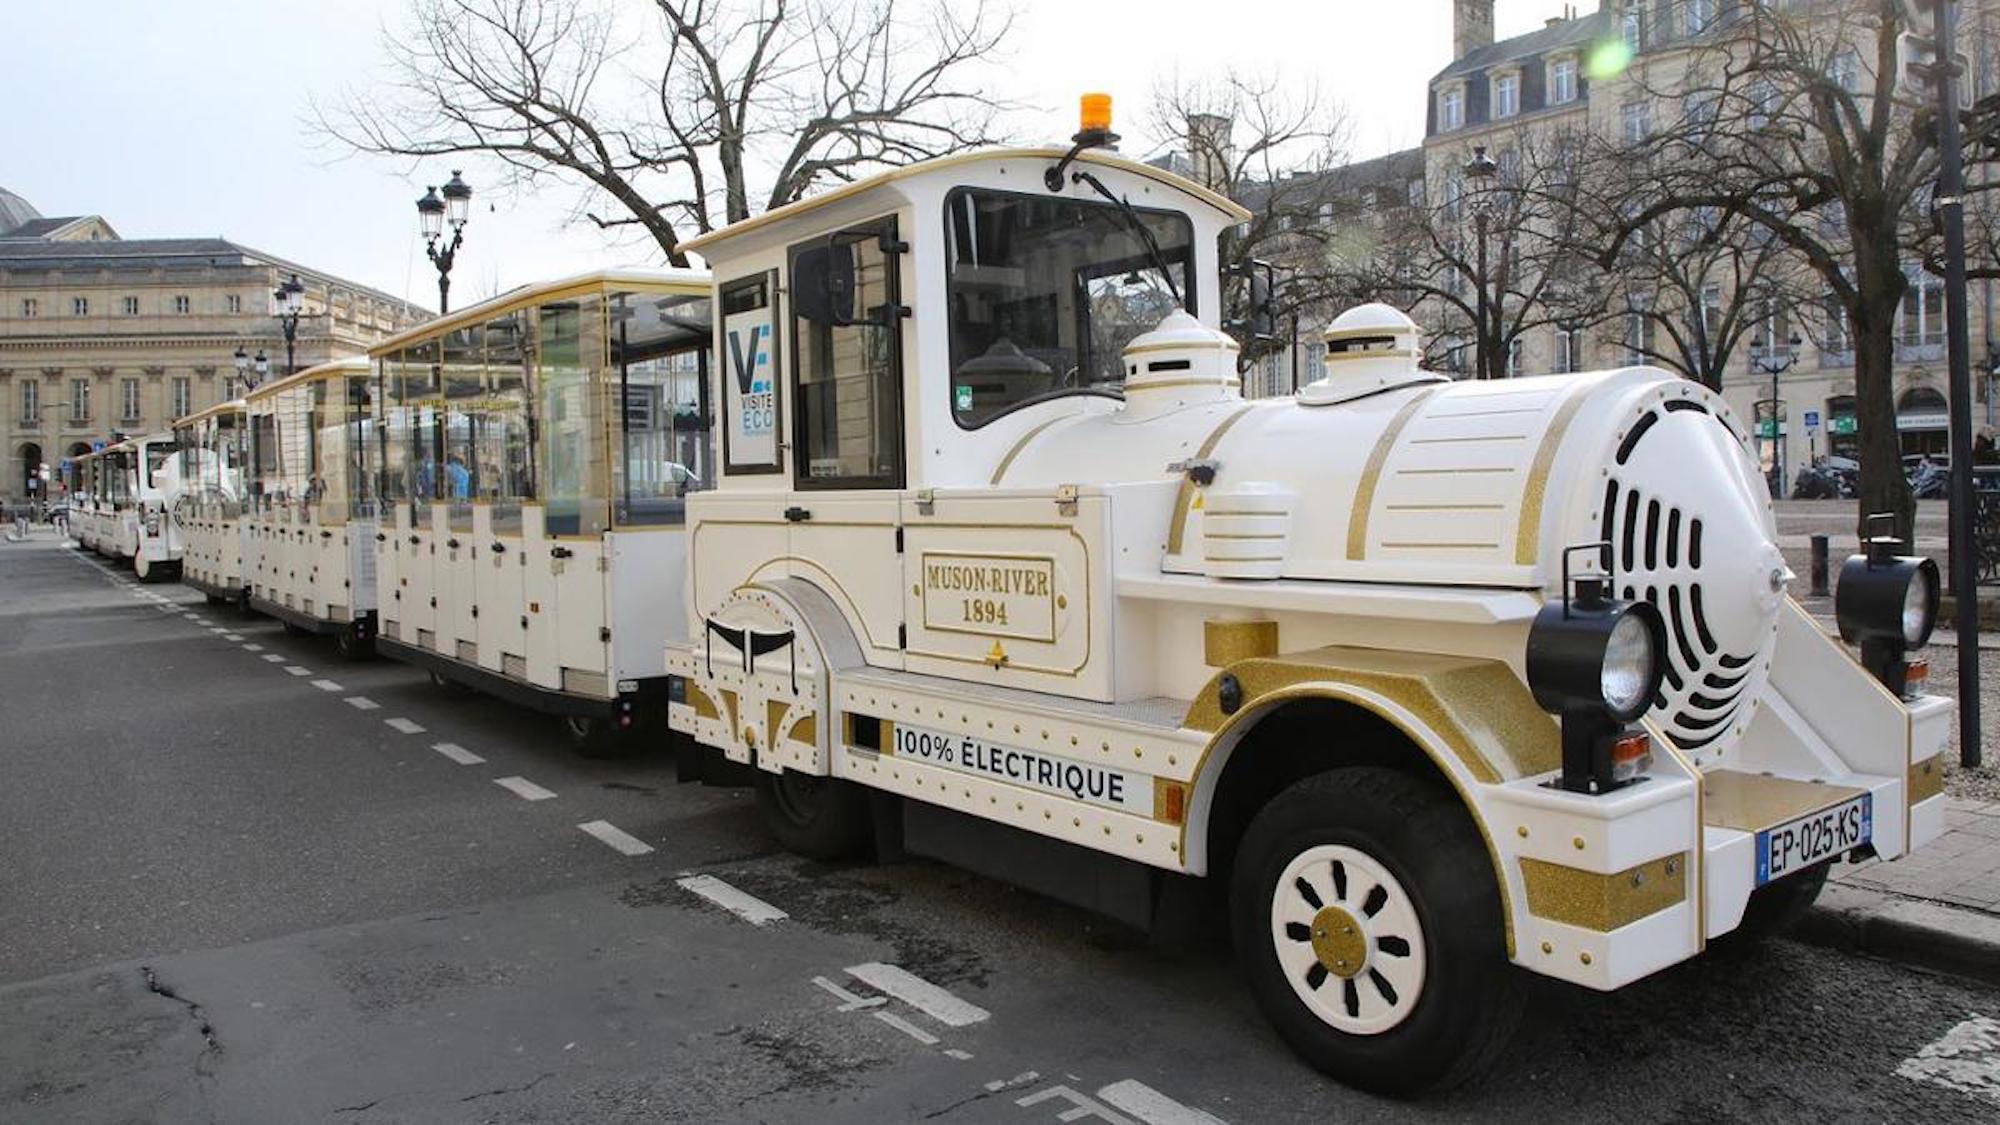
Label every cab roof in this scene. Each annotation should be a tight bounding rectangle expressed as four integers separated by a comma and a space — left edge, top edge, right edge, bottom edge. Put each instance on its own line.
172, 397, 247, 428
368, 267, 711, 357
681, 147, 1253, 259
244, 355, 371, 404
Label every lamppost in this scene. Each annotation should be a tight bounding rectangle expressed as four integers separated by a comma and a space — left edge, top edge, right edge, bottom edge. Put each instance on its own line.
273, 273, 306, 377
1751, 331, 1802, 499
232, 344, 270, 398
417, 170, 473, 314
1464, 145, 1499, 381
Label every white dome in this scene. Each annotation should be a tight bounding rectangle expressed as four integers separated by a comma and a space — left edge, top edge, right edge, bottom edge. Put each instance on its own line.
1298, 303, 1444, 407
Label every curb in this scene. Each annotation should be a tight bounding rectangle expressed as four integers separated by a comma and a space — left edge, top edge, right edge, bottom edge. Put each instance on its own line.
1791, 882, 2000, 987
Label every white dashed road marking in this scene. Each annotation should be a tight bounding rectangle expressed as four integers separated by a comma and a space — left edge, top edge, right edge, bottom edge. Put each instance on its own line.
1899, 1015, 2000, 1104
1097, 1080, 1229, 1125
578, 820, 653, 856
677, 874, 787, 926
283, 666, 311, 677
384, 717, 425, 735
873, 1011, 939, 1045
345, 696, 380, 711
209, 627, 229, 634
431, 742, 484, 765
494, 776, 557, 801
311, 679, 344, 693
261, 653, 286, 663
242, 643, 263, 651
844, 962, 989, 1027
222, 633, 243, 641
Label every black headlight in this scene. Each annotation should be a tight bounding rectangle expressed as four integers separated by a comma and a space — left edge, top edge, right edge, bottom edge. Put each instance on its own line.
1837, 532, 1938, 697
1527, 546, 1668, 795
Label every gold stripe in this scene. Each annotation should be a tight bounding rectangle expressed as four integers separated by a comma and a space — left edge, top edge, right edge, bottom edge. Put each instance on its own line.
1346, 387, 1439, 560
685, 683, 720, 721
1125, 377, 1243, 391
990, 415, 1071, 485
786, 713, 818, 747
1514, 384, 1592, 565
1909, 755, 1945, 804
1520, 853, 1688, 932
1124, 340, 1240, 357
1165, 405, 1255, 555
1202, 620, 1279, 667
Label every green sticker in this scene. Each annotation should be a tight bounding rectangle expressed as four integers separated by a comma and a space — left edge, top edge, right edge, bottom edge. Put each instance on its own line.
955, 384, 973, 411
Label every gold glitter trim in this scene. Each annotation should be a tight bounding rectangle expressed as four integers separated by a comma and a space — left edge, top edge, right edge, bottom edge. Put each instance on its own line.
1520, 853, 1688, 932
989, 415, 1070, 486
1515, 383, 1592, 565
786, 713, 818, 747
1165, 406, 1256, 556
1202, 620, 1279, 667
1909, 756, 1945, 804
685, 683, 720, 721
1346, 387, 1439, 560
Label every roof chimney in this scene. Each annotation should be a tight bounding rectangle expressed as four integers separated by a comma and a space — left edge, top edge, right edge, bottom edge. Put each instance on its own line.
1454, 0, 1495, 60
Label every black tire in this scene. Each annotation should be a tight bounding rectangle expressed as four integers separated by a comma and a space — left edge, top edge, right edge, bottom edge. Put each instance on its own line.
754, 769, 872, 860
333, 627, 372, 661
281, 620, 309, 636
1729, 861, 1831, 942
561, 714, 638, 760
1232, 767, 1522, 1098
205, 593, 229, 607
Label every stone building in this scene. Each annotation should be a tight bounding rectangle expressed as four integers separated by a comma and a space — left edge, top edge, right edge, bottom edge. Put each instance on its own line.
0, 186, 427, 505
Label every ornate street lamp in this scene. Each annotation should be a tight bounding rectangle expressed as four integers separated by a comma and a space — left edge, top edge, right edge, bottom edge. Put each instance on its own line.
1751, 331, 1803, 500
418, 170, 473, 314
1464, 146, 1499, 381
274, 273, 306, 377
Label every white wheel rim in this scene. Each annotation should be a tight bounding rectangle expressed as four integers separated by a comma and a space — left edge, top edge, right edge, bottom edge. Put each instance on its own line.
1269, 843, 1428, 1036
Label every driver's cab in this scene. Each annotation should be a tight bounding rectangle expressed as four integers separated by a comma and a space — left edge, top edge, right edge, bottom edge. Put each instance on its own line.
681, 139, 1249, 703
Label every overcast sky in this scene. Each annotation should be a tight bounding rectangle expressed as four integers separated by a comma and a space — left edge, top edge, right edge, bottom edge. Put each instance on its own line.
3, 0, 1575, 310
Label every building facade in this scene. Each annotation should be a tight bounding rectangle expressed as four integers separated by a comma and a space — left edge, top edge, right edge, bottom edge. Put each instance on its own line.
0, 186, 427, 505
1417, 0, 2000, 487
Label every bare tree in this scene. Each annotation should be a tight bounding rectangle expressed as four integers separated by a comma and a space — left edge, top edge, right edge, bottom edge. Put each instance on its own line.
316, 0, 1016, 267
1592, 1, 2000, 541
1343, 125, 1608, 381
1148, 72, 1351, 372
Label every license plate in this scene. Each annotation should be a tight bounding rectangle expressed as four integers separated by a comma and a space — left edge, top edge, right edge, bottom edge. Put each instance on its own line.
1756, 794, 1871, 886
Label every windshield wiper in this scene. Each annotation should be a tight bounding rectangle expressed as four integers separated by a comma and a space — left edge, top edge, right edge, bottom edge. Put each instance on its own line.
1067, 169, 1185, 308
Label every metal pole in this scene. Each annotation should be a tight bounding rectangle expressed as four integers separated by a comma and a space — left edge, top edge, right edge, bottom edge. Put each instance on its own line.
1474, 211, 1489, 381
1290, 313, 1300, 394
1933, 0, 1981, 768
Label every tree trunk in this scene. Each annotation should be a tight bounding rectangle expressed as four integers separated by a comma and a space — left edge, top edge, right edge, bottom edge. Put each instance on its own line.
1849, 294, 1915, 544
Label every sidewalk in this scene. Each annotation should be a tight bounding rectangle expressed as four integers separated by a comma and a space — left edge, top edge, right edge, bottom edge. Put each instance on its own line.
1796, 796, 2000, 985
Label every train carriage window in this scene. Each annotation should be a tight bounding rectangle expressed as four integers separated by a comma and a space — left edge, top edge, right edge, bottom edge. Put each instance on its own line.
401, 340, 442, 518
483, 310, 536, 534
943, 187, 1192, 427
789, 218, 905, 489
611, 291, 712, 526
441, 323, 483, 531
537, 296, 610, 537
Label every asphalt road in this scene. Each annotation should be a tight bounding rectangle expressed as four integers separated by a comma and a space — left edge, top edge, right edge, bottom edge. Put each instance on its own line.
3, 537, 1998, 1123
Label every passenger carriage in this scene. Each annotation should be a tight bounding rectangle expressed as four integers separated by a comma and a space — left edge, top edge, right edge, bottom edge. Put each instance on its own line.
60, 448, 106, 552
73, 433, 184, 579
365, 270, 714, 751
171, 398, 249, 606
243, 358, 379, 656
662, 102, 1953, 1095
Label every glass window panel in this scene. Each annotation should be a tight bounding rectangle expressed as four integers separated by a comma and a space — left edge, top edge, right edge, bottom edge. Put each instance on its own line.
441, 323, 483, 530
483, 310, 536, 532
537, 296, 609, 537
793, 222, 904, 486
402, 340, 442, 519
611, 291, 712, 526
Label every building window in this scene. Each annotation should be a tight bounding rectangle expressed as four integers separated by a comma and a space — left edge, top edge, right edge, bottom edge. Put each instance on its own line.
18, 378, 38, 423
171, 377, 192, 420
1622, 3, 1646, 53
1748, 80, 1778, 129
1622, 101, 1653, 143
1440, 85, 1464, 131
174, 294, 190, 314
1687, 0, 1716, 34
1830, 50, 1860, 94
1901, 265, 1944, 346
1407, 177, 1425, 207
1754, 296, 1791, 355
1687, 90, 1721, 139
70, 380, 89, 423
1550, 56, 1578, 104
1699, 284, 1723, 339
122, 295, 139, 315
121, 378, 141, 422
72, 296, 89, 316
1493, 72, 1520, 118
1626, 303, 1655, 364
226, 294, 242, 314
1555, 326, 1583, 374
1506, 337, 1525, 377
21, 298, 37, 318
1823, 293, 1852, 356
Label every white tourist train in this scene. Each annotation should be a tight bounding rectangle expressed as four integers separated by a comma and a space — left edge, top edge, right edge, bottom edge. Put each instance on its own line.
364, 270, 714, 752
655, 103, 1953, 1094
64, 432, 185, 580
171, 397, 249, 607
241, 357, 379, 655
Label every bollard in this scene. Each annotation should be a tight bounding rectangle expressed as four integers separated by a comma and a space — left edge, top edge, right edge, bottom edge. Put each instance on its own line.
1810, 534, 1829, 597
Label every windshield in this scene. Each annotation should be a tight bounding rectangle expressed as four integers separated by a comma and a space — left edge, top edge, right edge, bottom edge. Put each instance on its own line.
944, 187, 1193, 428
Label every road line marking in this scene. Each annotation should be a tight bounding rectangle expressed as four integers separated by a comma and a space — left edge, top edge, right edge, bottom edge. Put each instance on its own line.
677, 874, 786, 925
1898, 1015, 2000, 1104
242, 643, 263, 651
943, 1049, 974, 1060
578, 819, 654, 856
432, 742, 484, 765
812, 976, 887, 1011
209, 627, 230, 634
1097, 1079, 1229, 1125
494, 776, 556, 801
222, 633, 243, 641
1018, 1086, 1130, 1123
384, 717, 426, 735
985, 1073, 1040, 1093
283, 666, 311, 677
344, 696, 380, 711
311, 679, 344, 692
843, 963, 989, 1027
261, 653, 286, 663
873, 1010, 940, 1045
